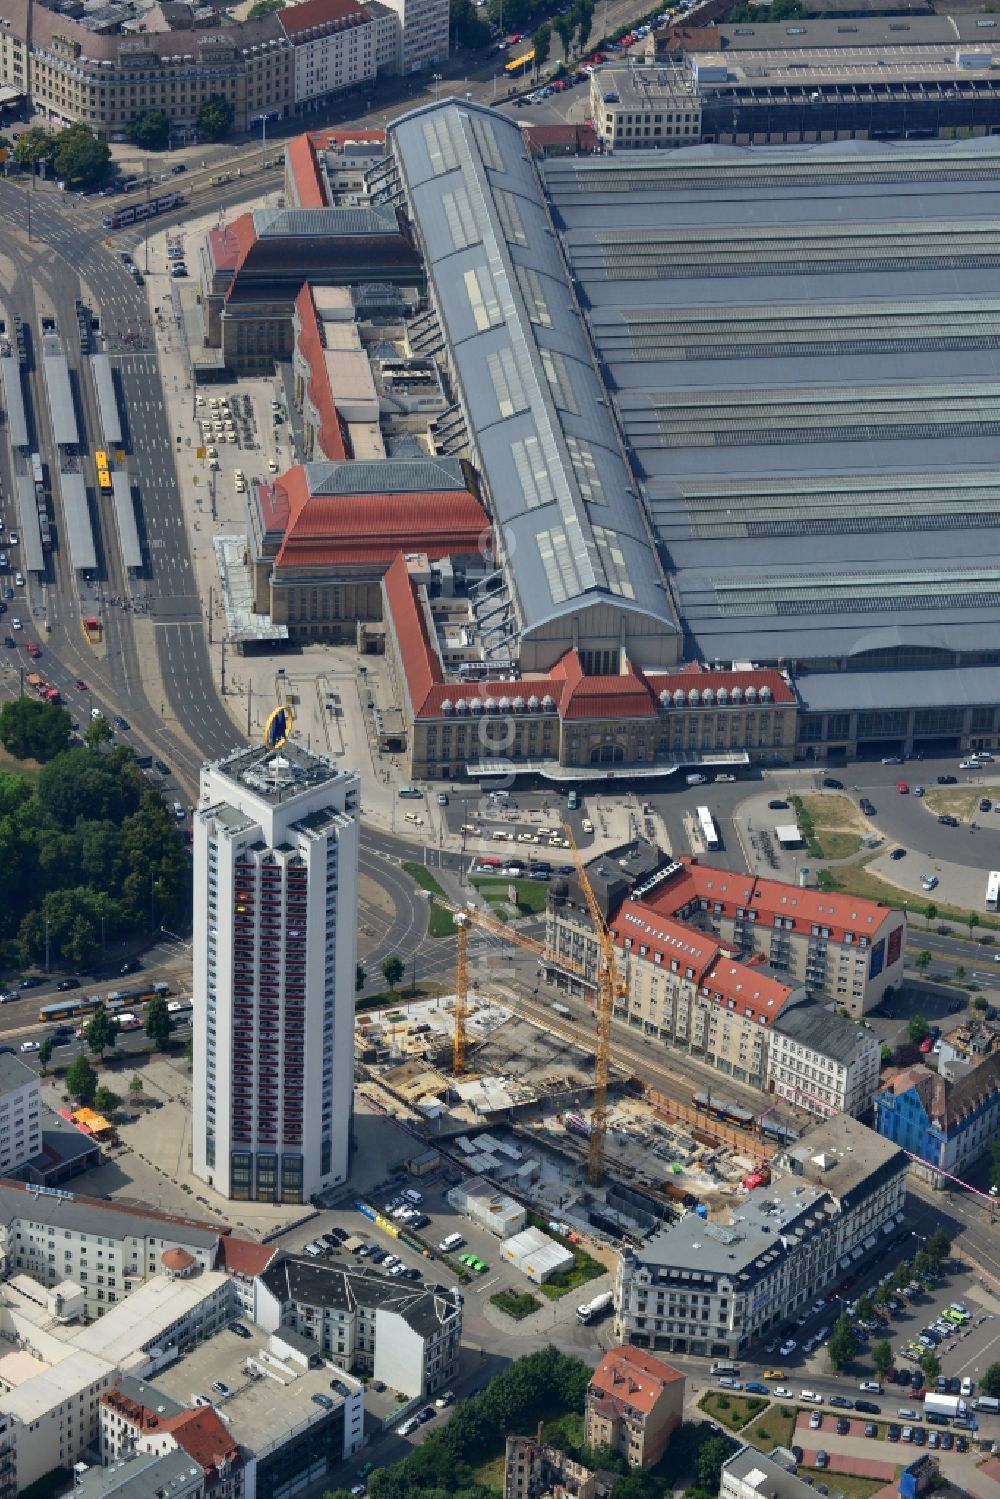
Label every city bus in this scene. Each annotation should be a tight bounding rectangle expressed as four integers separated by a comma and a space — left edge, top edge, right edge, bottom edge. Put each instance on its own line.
987, 871, 1000, 912
505, 47, 535, 74
95, 449, 112, 493
696, 805, 720, 850
38, 982, 171, 1025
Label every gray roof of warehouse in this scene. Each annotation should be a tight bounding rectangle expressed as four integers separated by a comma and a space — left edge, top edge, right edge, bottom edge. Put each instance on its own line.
388, 101, 674, 643
540, 137, 1000, 663
797, 664, 1000, 712
772, 1004, 874, 1065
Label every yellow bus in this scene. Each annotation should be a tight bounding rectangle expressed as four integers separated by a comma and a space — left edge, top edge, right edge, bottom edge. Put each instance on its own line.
95, 449, 112, 493
505, 47, 535, 73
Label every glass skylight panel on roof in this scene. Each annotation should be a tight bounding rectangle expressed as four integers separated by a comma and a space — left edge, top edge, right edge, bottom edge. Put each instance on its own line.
470, 115, 504, 174
537, 526, 582, 605
463, 265, 503, 332
566, 436, 607, 505
495, 190, 528, 247
487, 347, 529, 420
511, 436, 555, 510
443, 188, 481, 251
516, 266, 552, 328
592, 525, 636, 600
539, 349, 579, 415
715, 568, 1000, 617
422, 116, 459, 176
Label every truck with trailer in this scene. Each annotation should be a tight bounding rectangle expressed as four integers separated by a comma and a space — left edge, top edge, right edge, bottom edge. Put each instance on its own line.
923, 1394, 966, 1419
576, 1290, 613, 1325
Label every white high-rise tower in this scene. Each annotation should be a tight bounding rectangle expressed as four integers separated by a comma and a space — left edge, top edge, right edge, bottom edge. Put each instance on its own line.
192, 743, 360, 1204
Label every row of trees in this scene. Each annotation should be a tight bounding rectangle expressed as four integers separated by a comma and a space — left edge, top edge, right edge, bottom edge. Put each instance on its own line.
46, 995, 174, 1112
127, 95, 234, 150
0, 701, 189, 971
826, 1228, 952, 1375
534, 1, 596, 67
449, 0, 595, 56
325, 1348, 733, 1499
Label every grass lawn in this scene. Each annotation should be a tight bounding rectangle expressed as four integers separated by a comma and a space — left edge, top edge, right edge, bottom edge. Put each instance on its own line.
401, 862, 455, 937
698, 1391, 767, 1432
799, 1473, 892, 1499
0, 744, 44, 780
490, 1289, 542, 1320
470, 1453, 506, 1494
472, 877, 549, 914
923, 785, 1000, 818
743, 1402, 798, 1449
526, 1219, 604, 1301
793, 793, 865, 860
816, 857, 1000, 931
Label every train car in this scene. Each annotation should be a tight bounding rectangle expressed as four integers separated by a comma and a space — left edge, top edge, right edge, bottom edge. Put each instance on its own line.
39, 995, 97, 1024
102, 192, 184, 233
691, 1091, 755, 1128
761, 1117, 799, 1145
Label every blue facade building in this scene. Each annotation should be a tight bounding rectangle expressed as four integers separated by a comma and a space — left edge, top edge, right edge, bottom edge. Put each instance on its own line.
874, 1053, 1000, 1188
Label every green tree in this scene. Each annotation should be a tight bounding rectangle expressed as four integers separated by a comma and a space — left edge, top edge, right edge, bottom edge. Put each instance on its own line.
973, 994, 988, 1012
85, 714, 114, 750
907, 1014, 930, 1044
855, 1293, 874, 1321
449, 0, 489, 46
955, 964, 966, 982
554, 14, 575, 58
827, 1313, 856, 1372
84, 1004, 119, 1059
65, 1053, 98, 1107
572, 0, 594, 51
880, 1043, 893, 1066
356, 963, 366, 994
94, 1084, 120, 1115
927, 1227, 951, 1266
144, 994, 172, 1051
532, 21, 552, 66
197, 95, 234, 141
38, 1036, 53, 1075
914, 951, 931, 974
382, 954, 404, 991
924, 902, 938, 926
872, 1339, 893, 1378
129, 1073, 144, 1103
874, 1281, 892, 1308
921, 1350, 941, 1382
0, 698, 72, 762
127, 109, 170, 150
248, 0, 286, 12
892, 1258, 911, 1290
968, 910, 977, 936
52, 123, 111, 187
695, 1438, 732, 1495
13, 127, 56, 169
981, 1362, 1000, 1398
913, 1248, 932, 1277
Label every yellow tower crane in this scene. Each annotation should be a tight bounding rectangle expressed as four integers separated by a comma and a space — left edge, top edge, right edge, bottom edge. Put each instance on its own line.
430, 895, 547, 1078
564, 825, 628, 1187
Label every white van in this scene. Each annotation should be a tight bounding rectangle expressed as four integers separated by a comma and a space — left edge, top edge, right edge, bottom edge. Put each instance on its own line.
686, 773, 707, 786
303, 1242, 323, 1258
439, 1233, 465, 1253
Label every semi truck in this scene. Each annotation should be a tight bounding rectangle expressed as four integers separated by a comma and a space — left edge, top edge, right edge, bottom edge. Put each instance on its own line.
576, 1291, 613, 1325
923, 1394, 966, 1419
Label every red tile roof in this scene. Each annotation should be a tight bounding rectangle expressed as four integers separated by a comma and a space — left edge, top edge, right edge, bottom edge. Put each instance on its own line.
612, 900, 718, 978
279, 0, 368, 36
552, 650, 656, 720
646, 856, 901, 945
645, 665, 795, 706
294, 283, 348, 463
589, 1347, 684, 1416
383, 552, 442, 716
166, 1408, 242, 1480
700, 954, 796, 1021
256, 475, 298, 536
220, 213, 261, 300
286, 133, 326, 209
215, 1234, 279, 1279
275, 490, 489, 570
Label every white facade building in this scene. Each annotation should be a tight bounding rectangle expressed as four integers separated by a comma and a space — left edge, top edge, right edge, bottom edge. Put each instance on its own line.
766, 1005, 882, 1118
282, 0, 377, 110
0, 1055, 41, 1177
192, 744, 360, 1205
376, 0, 448, 72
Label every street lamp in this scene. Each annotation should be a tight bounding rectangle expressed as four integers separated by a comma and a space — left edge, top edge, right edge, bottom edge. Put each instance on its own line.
433, 73, 443, 101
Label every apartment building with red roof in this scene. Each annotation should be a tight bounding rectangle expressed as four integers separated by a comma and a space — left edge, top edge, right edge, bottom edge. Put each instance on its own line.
585, 1347, 685, 1469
